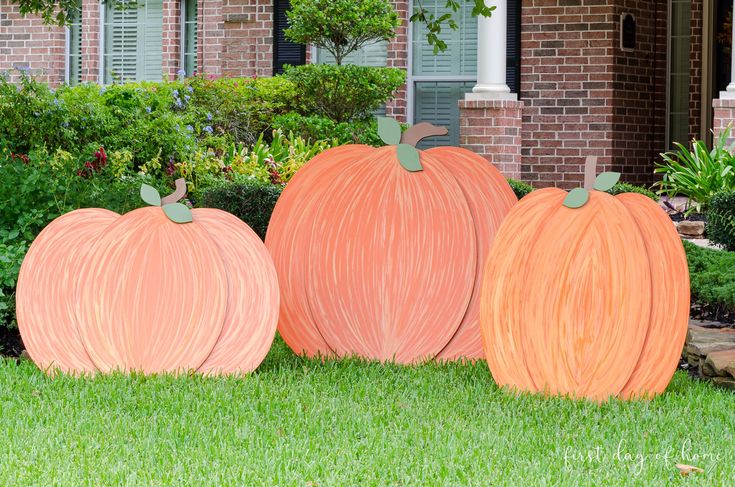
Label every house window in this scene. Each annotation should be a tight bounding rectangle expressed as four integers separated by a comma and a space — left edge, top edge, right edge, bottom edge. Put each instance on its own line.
103, 0, 163, 83
315, 41, 388, 67
667, 0, 691, 147
182, 0, 198, 76
411, 0, 521, 147
66, 2, 82, 86
273, 0, 306, 74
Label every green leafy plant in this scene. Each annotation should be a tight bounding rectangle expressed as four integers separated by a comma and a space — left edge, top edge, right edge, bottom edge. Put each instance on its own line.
607, 182, 658, 201
654, 127, 735, 215
684, 240, 735, 322
273, 113, 384, 146
706, 190, 735, 251
285, 0, 400, 65
199, 180, 283, 240
507, 179, 534, 200
284, 64, 405, 123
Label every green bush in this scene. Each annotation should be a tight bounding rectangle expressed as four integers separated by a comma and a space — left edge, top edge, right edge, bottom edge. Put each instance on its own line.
273, 113, 383, 146
684, 241, 735, 322
199, 180, 283, 240
706, 190, 735, 251
608, 182, 658, 201
284, 64, 405, 123
0, 241, 28, 330
507, 179, 534, 200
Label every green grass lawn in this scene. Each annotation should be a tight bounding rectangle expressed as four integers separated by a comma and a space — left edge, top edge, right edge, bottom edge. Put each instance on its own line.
0, 337, 733, 486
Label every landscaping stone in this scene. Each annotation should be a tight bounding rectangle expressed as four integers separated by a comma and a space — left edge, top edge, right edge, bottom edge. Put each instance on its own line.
683, 319, 735, 391
677, 220, 705, 237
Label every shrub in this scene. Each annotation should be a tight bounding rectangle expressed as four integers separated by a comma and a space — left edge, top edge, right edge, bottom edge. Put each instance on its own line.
684, 241, 735, 322
285, 0, 400, 65
707, 190, 735, 251
507, 179, 534, 200
199, 180, 283, 240
0, 241, 28, 330
273, 113, 383, 146
608, 182, 658, 201
654, 127, 735, 215
284, 64, 405, 123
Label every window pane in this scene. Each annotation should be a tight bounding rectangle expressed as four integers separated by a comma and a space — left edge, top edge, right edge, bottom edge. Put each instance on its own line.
67, 2, 82, 85
184, 0, 197, 75
104, 0, 163, 83
667, 0, 691, 147
414, 81, 474, 148
412, 0, 477, 77
316, 41, 388, 67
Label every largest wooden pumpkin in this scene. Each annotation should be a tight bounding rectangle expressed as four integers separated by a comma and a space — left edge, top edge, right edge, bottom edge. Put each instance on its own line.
480, 164, 690, 401
266, 118, 517, 363
16, 179, 279, 375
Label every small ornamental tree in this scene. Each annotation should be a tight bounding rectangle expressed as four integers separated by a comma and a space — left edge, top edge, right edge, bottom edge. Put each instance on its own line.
285, 0, 400, 65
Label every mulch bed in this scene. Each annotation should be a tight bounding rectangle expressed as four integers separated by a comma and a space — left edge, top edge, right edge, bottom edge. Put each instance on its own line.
0, 327, 23, 358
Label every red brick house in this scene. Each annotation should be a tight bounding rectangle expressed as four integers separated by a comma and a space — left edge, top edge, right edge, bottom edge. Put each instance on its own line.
1, 0, 733, 188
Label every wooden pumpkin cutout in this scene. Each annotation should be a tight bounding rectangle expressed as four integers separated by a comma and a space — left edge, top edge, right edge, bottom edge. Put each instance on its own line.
480, 157, 690, 401
16, 179, 279, 375
266, 118, 517, 364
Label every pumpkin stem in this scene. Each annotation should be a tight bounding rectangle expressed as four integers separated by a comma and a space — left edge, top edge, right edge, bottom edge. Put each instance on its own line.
583, 156, 597, 191
161, 178, 187, 205
400, 122, 448, 147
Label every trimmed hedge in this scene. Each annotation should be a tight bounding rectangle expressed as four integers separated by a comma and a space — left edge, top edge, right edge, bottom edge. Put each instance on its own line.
684, 240, 735, 322
507, 179, 534, 200
706, 190, 735, 251
199, 180, 283, 240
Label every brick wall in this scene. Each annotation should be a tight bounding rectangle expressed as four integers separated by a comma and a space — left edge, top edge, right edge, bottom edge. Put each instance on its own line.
689, 0, 703, 142
385, 0, 409, 122
610, 0, 668, 185
80, 0, 100, 82
221, 0, 273, 78
162, 0, 182, 79
713, 98, 735, 144
0, 0, 66, 84
520, 0, 617, 189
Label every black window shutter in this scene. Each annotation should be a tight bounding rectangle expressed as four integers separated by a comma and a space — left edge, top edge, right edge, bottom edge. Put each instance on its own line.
506, 0, 521, 94
273, 0, 305, 75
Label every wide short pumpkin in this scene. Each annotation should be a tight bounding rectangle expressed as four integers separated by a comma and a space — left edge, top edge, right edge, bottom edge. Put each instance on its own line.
16, 180, 279, 375
479, 169, 690, 401
266, 119, 517, 364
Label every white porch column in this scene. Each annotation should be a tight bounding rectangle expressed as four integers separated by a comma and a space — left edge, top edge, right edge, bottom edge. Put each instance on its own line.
465, 0, 516, 101
722, 0, 735, 98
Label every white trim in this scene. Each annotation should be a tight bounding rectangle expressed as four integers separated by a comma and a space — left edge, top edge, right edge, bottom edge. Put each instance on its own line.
180, 0, 186, 73
98, 2, 105, 84
310, 45, 317, 64
64, 26, 71, 84
406, 0, 414, 125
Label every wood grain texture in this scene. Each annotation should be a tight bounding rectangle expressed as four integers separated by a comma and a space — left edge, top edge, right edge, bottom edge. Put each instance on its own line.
76, 207, 229, 374
16, 209, 118, 374
617, 193, 690, 398
429, 147, 518, 361
307, 146, 476, 364
481, 189, 660, 401
265, 145, 373, 358
195, 208, 279, 375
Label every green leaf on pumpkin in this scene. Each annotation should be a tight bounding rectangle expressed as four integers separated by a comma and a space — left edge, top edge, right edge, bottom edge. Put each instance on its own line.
563, 188, 590, 209
140, 184, 161, 207
377, 116, 402, 146
162, 203, 193, 224
396, 144, 423, 172
593, 172, 621, 192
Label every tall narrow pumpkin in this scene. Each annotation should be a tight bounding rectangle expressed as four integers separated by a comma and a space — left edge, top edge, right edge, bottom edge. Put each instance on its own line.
16, 180, 279, 375
266, 118, 517, 363
480, 158, 689, 401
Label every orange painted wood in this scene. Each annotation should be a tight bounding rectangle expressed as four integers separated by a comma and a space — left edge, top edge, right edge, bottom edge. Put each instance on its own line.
267, 143, 517, 364
195, 208, 279, 375
76, 207, 229, 373
617, 193, 690, 398
480, 189, 686, 401
265, 145, 373, 358
307, 146, 476, 363
429, 147, 517, 361
16, 209, 118, 374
